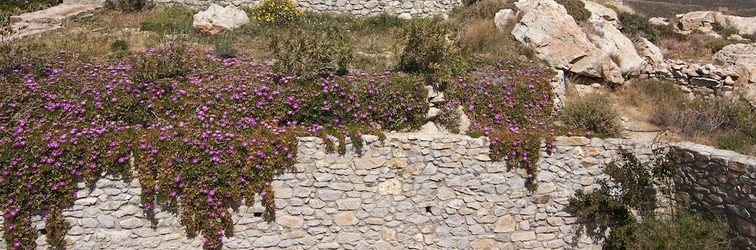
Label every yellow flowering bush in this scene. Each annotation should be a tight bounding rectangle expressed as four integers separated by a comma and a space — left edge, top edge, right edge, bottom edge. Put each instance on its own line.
250, 0, 303, 26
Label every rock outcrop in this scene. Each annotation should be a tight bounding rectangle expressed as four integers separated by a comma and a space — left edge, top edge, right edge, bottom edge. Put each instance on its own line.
714, 43, 756, 84
714, 43, 756, 107
493, 9, 516, 30
583, 1, 645, 76
192, 4, 249, 34
677, 11, 756, 36
510, 0, 624, 83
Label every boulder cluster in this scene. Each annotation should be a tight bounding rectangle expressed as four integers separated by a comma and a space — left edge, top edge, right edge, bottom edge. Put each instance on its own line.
495, 0, 756, 105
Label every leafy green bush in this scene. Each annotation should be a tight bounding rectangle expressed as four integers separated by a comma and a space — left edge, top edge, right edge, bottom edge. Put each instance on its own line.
396, 19, 472, 88
139, 6, 194, 34
269, 27, 353, 76
716, 132, 753, 155
103, 0, 153, 12
436, 106, 462, 134
556, 0, 591, 23
634, 208, 731, 250
110, 39, 130, 53
249, 0, 303, 26
559, 94, 623, 137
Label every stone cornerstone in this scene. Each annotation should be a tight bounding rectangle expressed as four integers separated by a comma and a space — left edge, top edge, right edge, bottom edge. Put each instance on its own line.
1, 134, 754, 249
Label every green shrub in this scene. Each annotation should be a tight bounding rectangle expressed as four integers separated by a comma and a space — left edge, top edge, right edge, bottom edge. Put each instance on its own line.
212, 37, 238, 59
712, 22, 739, 38
269, 27, 353, 76
396, 19, 472, 88
634, 208, 731, 250
703, 39, 738, 53
618, 11, 685, 43
103, 0, 152, 12
110, 39, 130, 52
450, 0, 514, 20
555, 0, 591, 23
559, 94, 623, 137
249, 0, 303, 26
348, 13, 406, 33
716, 132, 753, 155
436, 106, 462, 134
139, 6, 194, 34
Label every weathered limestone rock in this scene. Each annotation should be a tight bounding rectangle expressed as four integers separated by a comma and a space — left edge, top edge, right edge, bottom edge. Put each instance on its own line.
511, 0, 624, 83
679, 11, 719, 32
582, 0, 618, 27
635, 37, 664, 66
192, 4, 250, 34
494, 9, 517, 30
714, 44, 756, 83
586, 20, 645, 76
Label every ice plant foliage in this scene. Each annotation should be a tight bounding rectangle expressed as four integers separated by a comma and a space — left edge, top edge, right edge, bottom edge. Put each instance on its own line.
446, 61, 556, 190
0, 46, 554, 249
0, 47, 428, 249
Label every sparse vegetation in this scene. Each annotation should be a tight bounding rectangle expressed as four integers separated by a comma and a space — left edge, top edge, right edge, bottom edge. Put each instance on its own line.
617, 11, 685, 44
570, 149, 731, 250
559, 94, 623, 138
619, 79, 756, 155
104, 0, 153, 12
555, 0, 591, 23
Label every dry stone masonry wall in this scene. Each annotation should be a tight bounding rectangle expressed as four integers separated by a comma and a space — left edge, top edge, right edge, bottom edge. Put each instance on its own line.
673, 142, 756, 249
1, 135, 755, 249
154, 0, 462, 17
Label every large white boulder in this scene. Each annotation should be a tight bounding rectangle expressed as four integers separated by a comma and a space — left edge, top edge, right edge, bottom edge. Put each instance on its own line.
193, 4, 250, 34
679, 11, 719, 32
714, 43, 756, 83
582, 1, 645, 76
635, 37, 664, 66
721, 15, 756, 37
582, 0, 618, 27
511, 0, 624, 83
714, 43, 756, 107
678, 11, 756, 36
494, 9, 517, 30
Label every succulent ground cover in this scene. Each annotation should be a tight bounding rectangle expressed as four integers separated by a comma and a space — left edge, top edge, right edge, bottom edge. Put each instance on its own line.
0, 36, 555, 248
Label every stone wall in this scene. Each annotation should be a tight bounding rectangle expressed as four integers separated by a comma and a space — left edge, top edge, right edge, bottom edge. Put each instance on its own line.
673, 142, 756, 249
640, 60, 745, 97
153, 0, 462, 17
2, 135, 754, 249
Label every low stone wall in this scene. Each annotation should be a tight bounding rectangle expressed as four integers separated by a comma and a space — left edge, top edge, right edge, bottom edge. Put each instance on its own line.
2, 135, 754, 249
0, 135, 656, 250
673, 142, 756, 249
154, 0, 462, 17
640, 60, 745, 97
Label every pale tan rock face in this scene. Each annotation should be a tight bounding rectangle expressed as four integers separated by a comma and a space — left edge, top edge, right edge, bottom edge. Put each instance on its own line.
511, 0, 624, 83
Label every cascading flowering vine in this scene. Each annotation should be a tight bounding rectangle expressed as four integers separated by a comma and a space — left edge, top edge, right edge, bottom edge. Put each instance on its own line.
0, 47, 428, 249
0, 46, 554, 249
